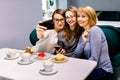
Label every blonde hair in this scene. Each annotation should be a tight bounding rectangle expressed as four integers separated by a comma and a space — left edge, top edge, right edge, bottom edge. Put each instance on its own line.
77, 6, 97, 27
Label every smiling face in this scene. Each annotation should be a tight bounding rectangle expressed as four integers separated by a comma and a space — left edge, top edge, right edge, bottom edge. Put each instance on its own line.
53, 13, 65, 32
77, 6, 97, 30
77, 12, 89, 29
65, 11, 76, 27
52, 9, 65, 32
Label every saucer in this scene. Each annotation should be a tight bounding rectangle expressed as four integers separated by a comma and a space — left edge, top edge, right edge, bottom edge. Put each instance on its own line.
4, 53, 20, 60
17, 59, 33, 65
39, 68, 58, 75
51, 56, 68, 63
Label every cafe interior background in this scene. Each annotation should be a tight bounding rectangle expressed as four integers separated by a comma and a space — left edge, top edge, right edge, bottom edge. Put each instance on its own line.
0, 0, 120, 79
0, 0, 120, 50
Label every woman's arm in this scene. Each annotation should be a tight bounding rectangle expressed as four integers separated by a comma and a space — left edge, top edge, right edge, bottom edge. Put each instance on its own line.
36, 25, 47, 39
88, 27, 102, 61
74, 36, 85, 58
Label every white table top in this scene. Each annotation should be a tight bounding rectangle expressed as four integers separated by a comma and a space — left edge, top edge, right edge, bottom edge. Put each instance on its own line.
0, 48, 97, 80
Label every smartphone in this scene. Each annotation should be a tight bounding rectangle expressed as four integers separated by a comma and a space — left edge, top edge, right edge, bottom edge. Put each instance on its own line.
39, 19, 54, 29
54, 46, 61, 50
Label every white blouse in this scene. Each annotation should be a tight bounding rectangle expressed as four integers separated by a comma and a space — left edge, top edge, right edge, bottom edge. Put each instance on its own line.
32, 30, 58, 54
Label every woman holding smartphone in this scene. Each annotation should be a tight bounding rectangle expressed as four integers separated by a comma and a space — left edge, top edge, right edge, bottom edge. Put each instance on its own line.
32, 9, 65, 54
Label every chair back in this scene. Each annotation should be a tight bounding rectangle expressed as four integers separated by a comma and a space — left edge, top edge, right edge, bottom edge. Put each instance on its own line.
98, 25, 120, 80
98, 25, 120, 56
29, 29, 39, 46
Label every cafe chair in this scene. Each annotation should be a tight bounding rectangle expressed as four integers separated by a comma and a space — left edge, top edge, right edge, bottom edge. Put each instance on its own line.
29, 29, 39, 46
29, 19, 54, 46
98, 25, 120, 80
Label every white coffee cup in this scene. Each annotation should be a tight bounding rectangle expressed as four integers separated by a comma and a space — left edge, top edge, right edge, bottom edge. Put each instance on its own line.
43, 61, 54, 72
6, 49, 16, 58
21, 53, 30, 62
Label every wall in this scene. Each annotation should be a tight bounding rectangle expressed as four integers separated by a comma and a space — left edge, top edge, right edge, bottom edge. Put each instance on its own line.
0, 0, 42, 50
56, 0, 67, 10
67, 0, 120, 21
67, 0, 120, 11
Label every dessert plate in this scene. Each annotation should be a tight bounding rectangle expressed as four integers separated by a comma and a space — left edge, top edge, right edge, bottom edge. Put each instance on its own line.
32, 53, 52, 60
39, 67, 58, 75
17, 59, 33, 65
4, 53, 20, 60
51, 56, 68, 63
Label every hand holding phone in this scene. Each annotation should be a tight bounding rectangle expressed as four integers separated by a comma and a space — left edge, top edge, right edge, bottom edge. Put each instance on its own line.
39, 20, 54, 29
54, 46, 61, 50
54, 46, 65, 54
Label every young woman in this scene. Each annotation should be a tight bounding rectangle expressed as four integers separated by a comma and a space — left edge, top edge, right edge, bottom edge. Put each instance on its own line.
32, 9, 65, 54
74, 6, 113, 80
56, 6, 84, 57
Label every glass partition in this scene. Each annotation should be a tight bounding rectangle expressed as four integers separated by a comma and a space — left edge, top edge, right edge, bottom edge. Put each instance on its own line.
42, 0, 56, 21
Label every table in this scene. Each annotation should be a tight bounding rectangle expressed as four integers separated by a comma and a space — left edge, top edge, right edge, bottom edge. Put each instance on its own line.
0, 48, 97, 80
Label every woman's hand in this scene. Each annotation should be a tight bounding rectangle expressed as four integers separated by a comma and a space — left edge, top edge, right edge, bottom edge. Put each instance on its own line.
56, 48, 66, 54
82, 31, 89, 44
36, 25, 47, 39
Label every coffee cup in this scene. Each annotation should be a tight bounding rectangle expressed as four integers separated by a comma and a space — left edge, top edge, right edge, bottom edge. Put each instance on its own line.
6, 49, 16, 58
43, 61, 54, 72
21, 53, 30, 62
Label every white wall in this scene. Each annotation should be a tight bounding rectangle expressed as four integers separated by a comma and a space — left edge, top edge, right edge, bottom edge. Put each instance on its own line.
0, 0, 42, 49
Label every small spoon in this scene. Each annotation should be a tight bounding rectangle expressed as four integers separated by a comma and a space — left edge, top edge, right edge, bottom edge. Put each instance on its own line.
40, 69, 46, 72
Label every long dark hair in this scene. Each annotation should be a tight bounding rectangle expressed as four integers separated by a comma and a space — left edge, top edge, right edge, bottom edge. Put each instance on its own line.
63, 6, 84, 42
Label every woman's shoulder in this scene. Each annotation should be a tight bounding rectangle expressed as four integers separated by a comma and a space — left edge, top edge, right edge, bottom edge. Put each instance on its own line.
90, 26, 103, 33
89, 26, 105, 37
58, 30, 64, 35
57, 30, 64, 39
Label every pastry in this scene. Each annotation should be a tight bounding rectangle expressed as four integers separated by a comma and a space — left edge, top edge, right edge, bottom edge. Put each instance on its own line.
38, 52, 45, 59
55, 53, 65, 61
25, 46, 33, 54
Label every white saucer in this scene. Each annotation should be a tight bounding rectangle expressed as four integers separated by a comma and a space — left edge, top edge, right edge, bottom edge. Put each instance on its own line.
4, 53, 20, 60
17, 59, 33, 65
39, 68, 58, 75
32, 53, 52, 60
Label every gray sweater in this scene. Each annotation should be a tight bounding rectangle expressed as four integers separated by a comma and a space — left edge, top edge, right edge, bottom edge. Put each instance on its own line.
74, 26, 113, 73
58, 31, 77, 57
